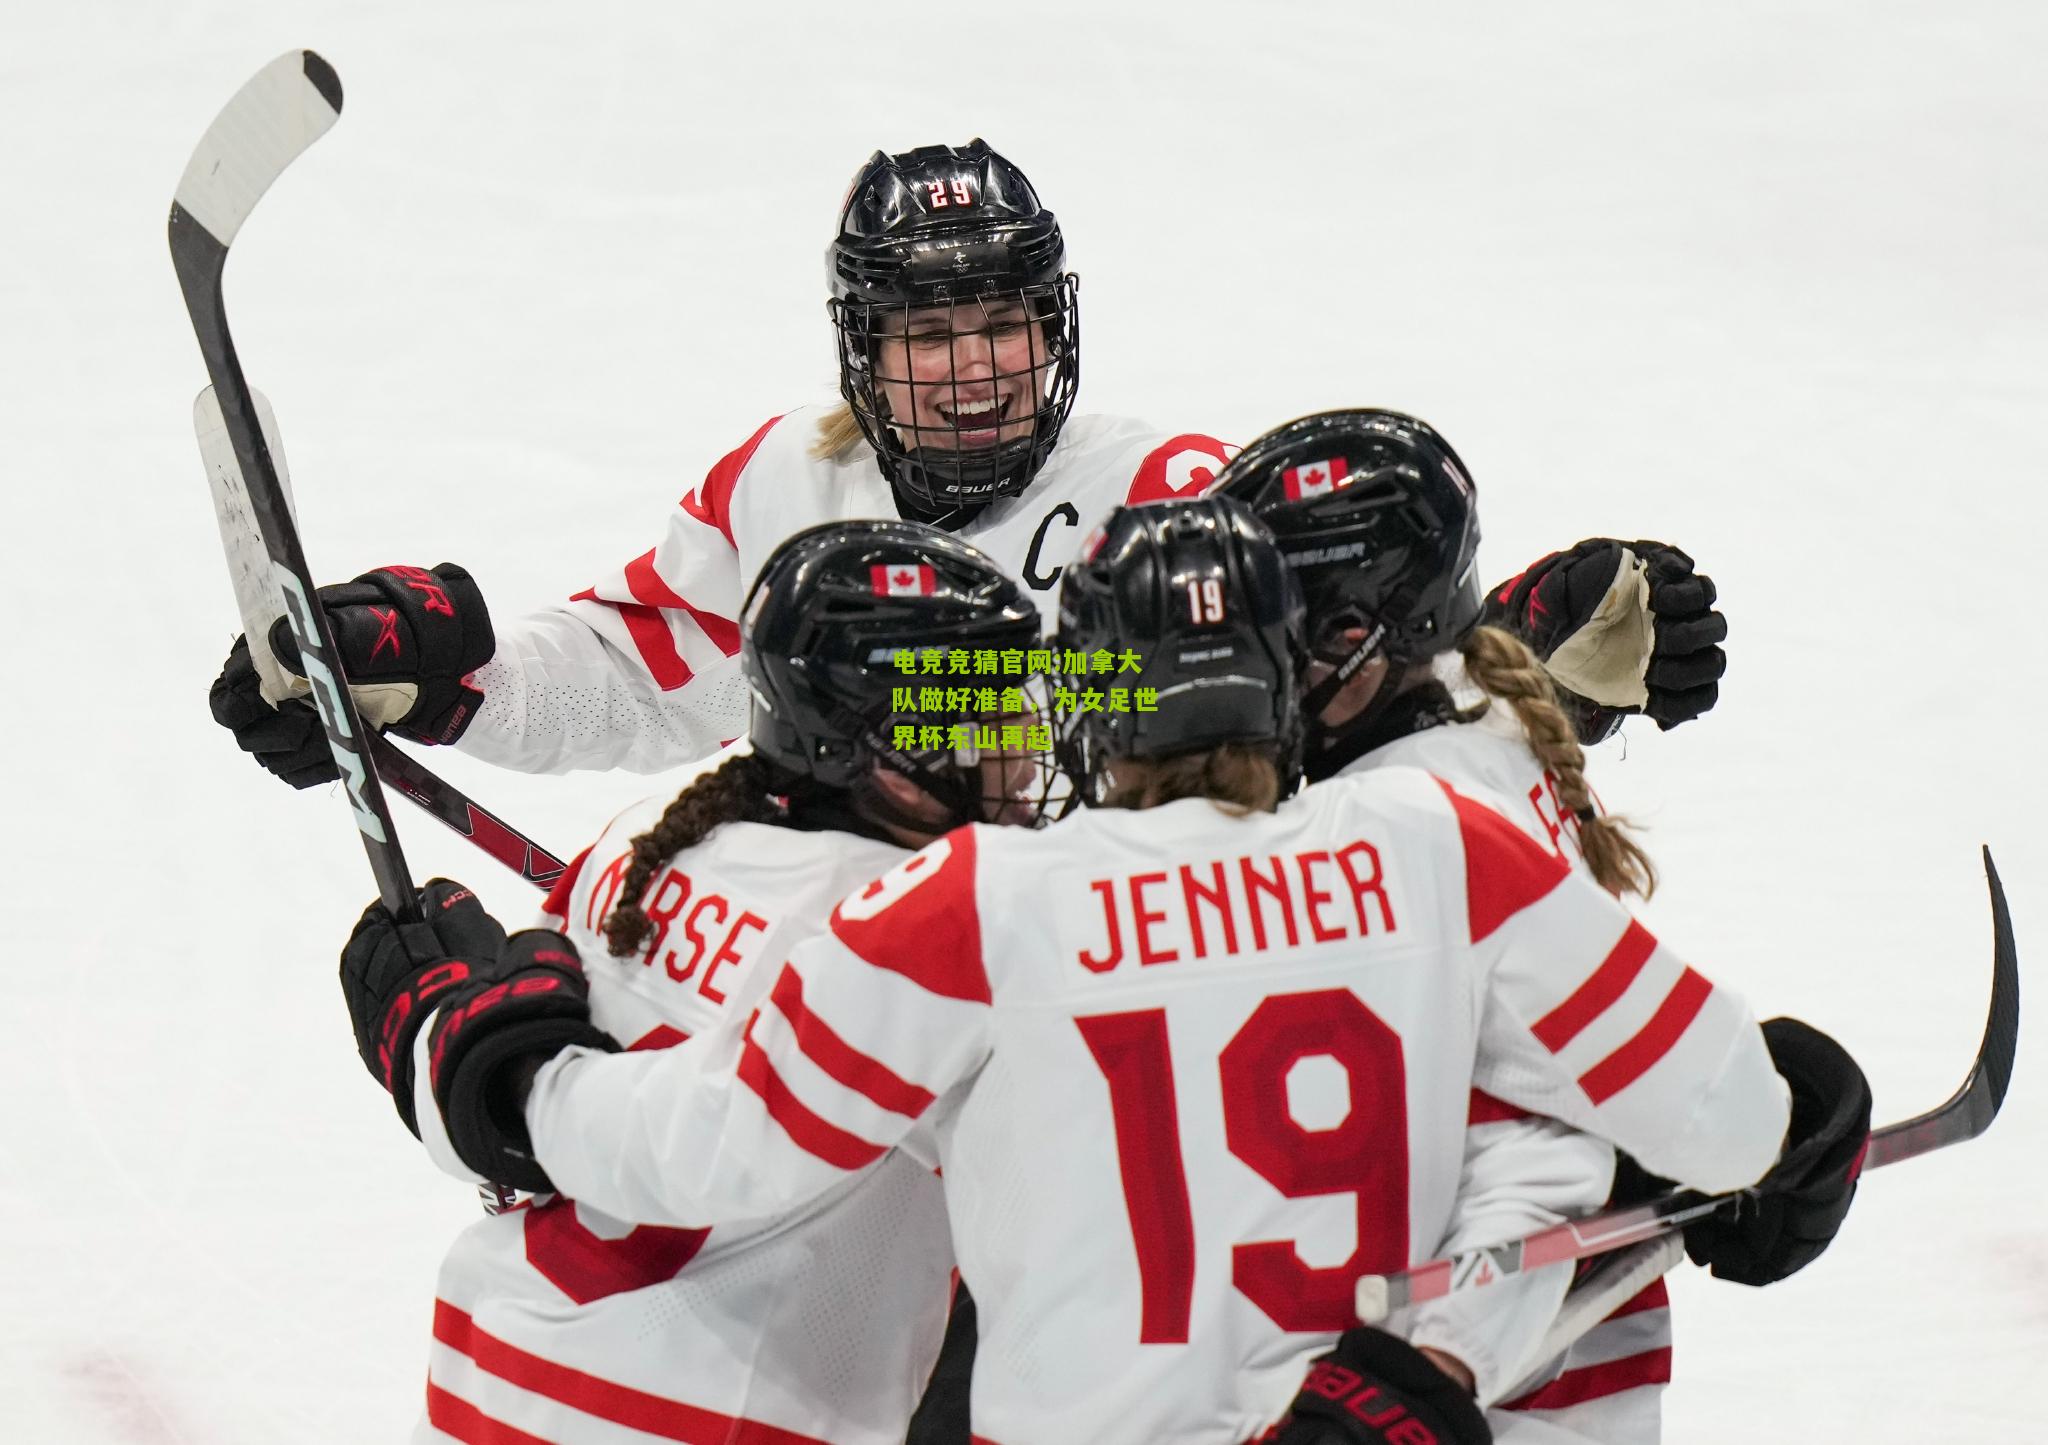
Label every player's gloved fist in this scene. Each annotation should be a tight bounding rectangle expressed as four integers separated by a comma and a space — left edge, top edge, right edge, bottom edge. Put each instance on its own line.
426, 929, 619, 1193
339, 879, 509, 1136
1483, 539, 1726, 745
266, 562, 494, 746
1256, 1328, 1490, 1445
209, 635, 336, 788
1685, 1017, 1871, 1286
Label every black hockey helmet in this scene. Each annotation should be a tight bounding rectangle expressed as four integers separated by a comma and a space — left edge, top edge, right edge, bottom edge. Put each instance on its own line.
1054, 495, 1306, 805
1213, 409, 1482, 715
742, 519, 1058, 832
826, 140, 1081, 517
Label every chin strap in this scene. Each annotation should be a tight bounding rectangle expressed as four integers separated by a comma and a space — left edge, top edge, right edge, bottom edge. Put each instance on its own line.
1300, 622, 1388, 720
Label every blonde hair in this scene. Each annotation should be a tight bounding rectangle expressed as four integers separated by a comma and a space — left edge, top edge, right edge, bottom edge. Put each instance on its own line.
1098, 743, 1283, 814
811, 403, 869, 462
1454, 625, 1657, 900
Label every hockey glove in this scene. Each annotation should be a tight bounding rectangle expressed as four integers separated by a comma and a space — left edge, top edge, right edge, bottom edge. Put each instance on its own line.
208, 563, 494, 788
426, 929, 618, 1193
1258, 1328, 1490, 1445
338, 879, 509, 1136
209, 635, 335, 789
1483, 539, 1726, 745
268, 562, 494, 746
1684, 1017, 1871, 1286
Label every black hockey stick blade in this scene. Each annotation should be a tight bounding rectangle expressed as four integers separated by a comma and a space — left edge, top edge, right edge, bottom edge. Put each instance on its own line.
1357, 845, 2022, 1322
368, 734, 570, 892
1863, 845, 2017, 1167
170, 52, 417, 919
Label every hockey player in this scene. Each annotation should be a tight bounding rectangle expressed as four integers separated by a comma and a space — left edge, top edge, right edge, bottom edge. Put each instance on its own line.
394, 497, 1824, 1445
1217, 410, 1871, 1441
207, 139, 1726, 788
335, 520, 1059, 1444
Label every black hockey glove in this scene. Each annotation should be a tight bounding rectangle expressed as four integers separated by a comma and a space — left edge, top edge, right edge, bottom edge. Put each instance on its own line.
1483, 539, 1726, 745
338, 879, 509, 1136
1684, 1017, 1872, 1287
1258, 1328, 1490, 1445
268, 562, 494, 745
209, 635, 335, 788
208, 563, 494, 789
426, 929, 618, 1193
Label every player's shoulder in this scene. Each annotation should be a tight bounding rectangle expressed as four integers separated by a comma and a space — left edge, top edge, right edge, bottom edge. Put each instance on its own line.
1356, 711, 1536, 787
1046, 412, 1235, 506
1303, 761, 1461, 825
681, 401, 873, 545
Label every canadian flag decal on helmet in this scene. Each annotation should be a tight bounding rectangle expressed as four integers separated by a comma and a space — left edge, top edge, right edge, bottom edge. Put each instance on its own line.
871, 564, 938, 597
1281, 457, 1351, 499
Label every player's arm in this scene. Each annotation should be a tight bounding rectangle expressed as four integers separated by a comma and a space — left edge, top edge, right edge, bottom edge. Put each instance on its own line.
1404, 1101, 1616, 1406
1483, 537, 1726, 744
210, 423, 772, 783
1433, 776, 1788, 1191
445, 832, 998, 1226
452, 494, 748, 774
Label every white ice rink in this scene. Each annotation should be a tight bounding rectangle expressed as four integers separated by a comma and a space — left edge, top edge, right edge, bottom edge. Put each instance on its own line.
4, 2, 2044, 1439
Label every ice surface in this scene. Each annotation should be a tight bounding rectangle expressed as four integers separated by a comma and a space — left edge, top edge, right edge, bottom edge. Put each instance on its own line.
3, 2, 2043, 1439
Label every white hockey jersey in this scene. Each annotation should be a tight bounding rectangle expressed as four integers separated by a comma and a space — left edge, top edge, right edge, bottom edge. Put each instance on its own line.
1349, 700, 1674, 1440
459, 404, 1233, 774
524, 768, 1791, 1445
415, 791, 956, 1445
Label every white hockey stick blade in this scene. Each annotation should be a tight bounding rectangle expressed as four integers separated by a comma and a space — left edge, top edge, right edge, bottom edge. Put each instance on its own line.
195, 384, 302, 705
1512, 1234, 1683, 1392
174, 51, 341, 249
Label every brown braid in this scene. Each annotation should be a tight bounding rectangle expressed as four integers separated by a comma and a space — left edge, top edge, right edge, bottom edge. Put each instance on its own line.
1455, 625, 1658, 900
603, 753, 787, 956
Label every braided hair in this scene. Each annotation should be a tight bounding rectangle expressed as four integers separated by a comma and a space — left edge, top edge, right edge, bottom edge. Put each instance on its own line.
602, 753, 787, 956
1455, 625, 1658, 900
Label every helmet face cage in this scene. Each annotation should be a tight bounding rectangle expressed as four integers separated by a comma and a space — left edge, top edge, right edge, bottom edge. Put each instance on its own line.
827, 140, 1082, 512
742, 521, 1064, 833
830, 281, 1080, 514
1053, 498, 1306, 805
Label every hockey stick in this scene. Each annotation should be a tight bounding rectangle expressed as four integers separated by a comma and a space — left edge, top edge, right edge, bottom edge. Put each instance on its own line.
194, 386, 568, 892
170, 51, 415, 917
1357, 846, 2019, 1324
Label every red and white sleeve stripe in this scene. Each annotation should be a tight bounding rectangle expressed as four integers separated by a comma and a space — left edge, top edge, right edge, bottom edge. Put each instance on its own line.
524, 830, 994, 1228
1439, 777, 1789, 1195
561, 417, 779, 693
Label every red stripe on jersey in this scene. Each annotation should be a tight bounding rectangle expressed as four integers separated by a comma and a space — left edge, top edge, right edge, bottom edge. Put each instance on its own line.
432, 1300, 835, 1442
1607, 1276, 1670, 1320
1467, 1088, 1532, 1126
624, 548, 742, 658
1122, 433, 1234, 506
569, 586, 694, 691
1435, 776, 1571, 943
425, 1381, 554, 1445
1532, 919, 1658, 1052
737, 1017, 888, 1170
681, 414, 783, 547
1579, 968, 1715, 1105
628, 1023, 689, 1050
538, 844, 594, 927
830, 831, 992, 1004
769, 965, 936, 1118
1501, 1346, 1672, 1412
